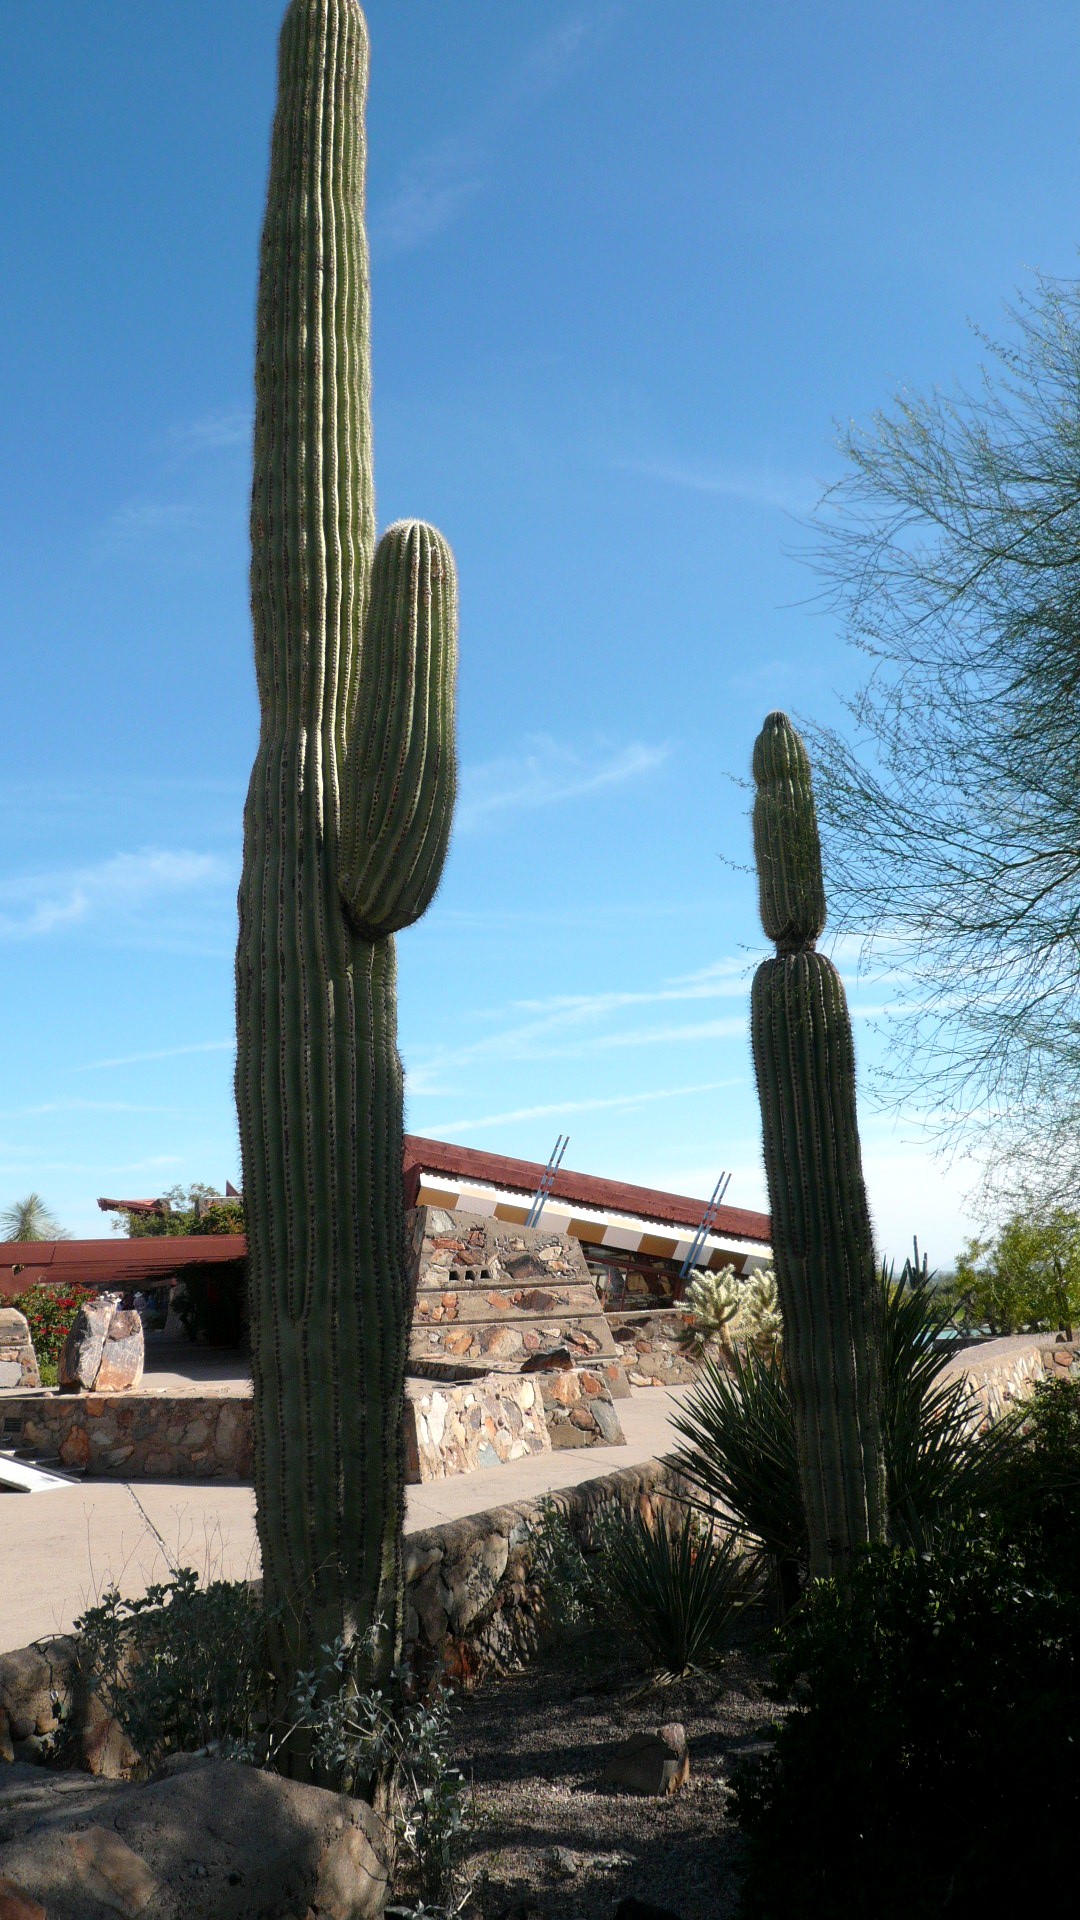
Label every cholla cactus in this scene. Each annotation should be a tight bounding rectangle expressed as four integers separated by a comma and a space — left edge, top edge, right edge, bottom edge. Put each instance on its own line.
681, 1265, 743, 1352
739, 1267, 784, 1356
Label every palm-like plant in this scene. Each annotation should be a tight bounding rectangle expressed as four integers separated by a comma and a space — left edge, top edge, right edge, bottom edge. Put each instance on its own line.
0, 1193, 70, 1241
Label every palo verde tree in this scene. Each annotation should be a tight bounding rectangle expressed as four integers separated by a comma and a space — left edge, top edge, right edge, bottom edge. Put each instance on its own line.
805, 274, 1080, 1203
235, 0, 458, 1778
954, 1207, 1080, 1340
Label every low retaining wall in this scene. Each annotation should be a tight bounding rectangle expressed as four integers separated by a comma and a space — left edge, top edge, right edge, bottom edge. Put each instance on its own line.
942, 1333, 1080, 1424
2, 1392, 253, 1479
0, 1455, 697, 1759
606, 1310, 702, 1385
402, 1456, 691, 1678
1, 1367, 628, 1483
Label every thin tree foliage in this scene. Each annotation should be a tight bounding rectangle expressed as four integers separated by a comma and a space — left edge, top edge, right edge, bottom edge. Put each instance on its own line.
806, 273, 1080, 1197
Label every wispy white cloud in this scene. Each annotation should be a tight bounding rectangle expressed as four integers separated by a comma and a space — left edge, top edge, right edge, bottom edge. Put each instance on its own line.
407, 953, 753, 1090
98, 501, 202, 549
74, 1039, 235, 1074
0, 850, 229, 942
374, 5, 618, 253
514, 6, 618, 94
615, 455, 816, 517
175, 407, 251, 453
375, 139, 485, 252
457, 735, 668, 831
427, 1077, 743, 1137
510, 959, 748, 1024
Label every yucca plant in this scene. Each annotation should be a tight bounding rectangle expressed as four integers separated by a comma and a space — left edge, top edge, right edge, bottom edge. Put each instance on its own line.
671, 1267, 1023, 1610
669, 1344, 805, 1615
593, 1507, 755, 1677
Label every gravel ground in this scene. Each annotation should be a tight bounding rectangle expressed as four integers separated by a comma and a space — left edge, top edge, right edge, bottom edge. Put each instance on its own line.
448, 1622, 783, 1920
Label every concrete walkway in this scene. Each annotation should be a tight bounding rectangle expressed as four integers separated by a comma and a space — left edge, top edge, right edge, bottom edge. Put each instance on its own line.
0, 1386, 693, 1655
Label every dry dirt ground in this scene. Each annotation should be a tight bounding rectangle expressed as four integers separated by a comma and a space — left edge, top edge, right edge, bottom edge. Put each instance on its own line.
449, 1622, 782, 1920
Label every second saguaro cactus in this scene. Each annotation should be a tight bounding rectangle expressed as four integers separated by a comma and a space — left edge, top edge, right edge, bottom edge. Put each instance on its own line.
235, 0, 457, 1763
750, 711, 886, 1583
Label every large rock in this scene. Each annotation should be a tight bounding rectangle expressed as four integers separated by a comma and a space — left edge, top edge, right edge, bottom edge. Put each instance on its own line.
598, 1724, 690, 1797
0, 1757, 388, 1919
0, 1310, 39, 1392
59, 1298, 143, 1394
0, 1641, 76, 1742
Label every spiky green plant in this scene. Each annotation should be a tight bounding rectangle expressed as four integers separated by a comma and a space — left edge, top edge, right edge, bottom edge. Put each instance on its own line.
0, 1193, 70, 1241
235, 0, 457, 1770
750, 711, 886, 1583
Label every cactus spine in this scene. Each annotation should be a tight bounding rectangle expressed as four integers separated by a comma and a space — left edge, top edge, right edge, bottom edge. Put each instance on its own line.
236, 0, 457, 1758
750, 711, 886, 1583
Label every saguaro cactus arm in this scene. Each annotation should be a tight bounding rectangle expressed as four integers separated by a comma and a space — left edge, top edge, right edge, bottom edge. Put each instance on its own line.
750, 710, 886, 1584
340, 520, 458, 939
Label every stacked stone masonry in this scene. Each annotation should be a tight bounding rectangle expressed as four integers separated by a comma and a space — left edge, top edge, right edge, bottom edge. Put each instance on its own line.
0, 1310, 39, 1392
407, 1206, 624, 1376
403, 1376, 550, 1481
0, 1367, 626, 1480
607, 1309, 704, 1386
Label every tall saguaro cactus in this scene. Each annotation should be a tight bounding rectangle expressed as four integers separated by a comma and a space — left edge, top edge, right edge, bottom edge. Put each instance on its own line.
235, 0, 457, 1754
750, 712, 886, 1583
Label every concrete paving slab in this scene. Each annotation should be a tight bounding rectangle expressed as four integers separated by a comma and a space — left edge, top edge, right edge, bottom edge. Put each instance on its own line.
0, 1386, 692, 1655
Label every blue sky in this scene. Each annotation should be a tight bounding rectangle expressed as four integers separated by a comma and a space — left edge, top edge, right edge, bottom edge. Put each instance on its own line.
2, 0, 1078, 1258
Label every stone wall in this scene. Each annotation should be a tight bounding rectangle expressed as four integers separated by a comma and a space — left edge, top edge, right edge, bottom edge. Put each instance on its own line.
536, 1367, 626, 1447
941, 1332, 1080, 1425
606, 1309, 703, 1386
0, 1309, 39, 1392
402, 1456, 695, 1679
403, 1376, 550, 1481
2, 1393, 253, 1480
1, 1369, 625, 1480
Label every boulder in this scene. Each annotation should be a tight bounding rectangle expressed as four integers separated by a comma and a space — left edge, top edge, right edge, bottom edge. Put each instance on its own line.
613, 1901, 685, 1920
59, 1298, 143, 1394
0, 1640, 76, 1742
0, 1310, 40, 1392
598, 1724, 690, 1797
0, 1876, 48, 1920
0, 1757, 389, 1919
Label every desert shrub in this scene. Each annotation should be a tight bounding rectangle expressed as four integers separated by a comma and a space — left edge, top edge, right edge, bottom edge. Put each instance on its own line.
74, 1571, 472, 1915
292, 1633, 474, 1915
75, 1568, 269, 1771
680, 1265, 743, 1351
986, 1373, 1080, 1594
595, 1506, 754, 1676
733, 1515, 1080, 1918
953, 1207, 1080, 1336
530, 1499, 752, 1675
10, 1283, 83, 1368
680, 1265, 782, 1357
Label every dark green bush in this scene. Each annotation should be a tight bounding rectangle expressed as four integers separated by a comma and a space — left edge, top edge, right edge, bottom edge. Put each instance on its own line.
75, 1568, 268, 1771
734, 1388, 1080, 1919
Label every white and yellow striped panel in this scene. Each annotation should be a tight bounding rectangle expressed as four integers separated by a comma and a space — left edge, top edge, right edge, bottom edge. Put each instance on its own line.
413, 1177, 772, 1275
